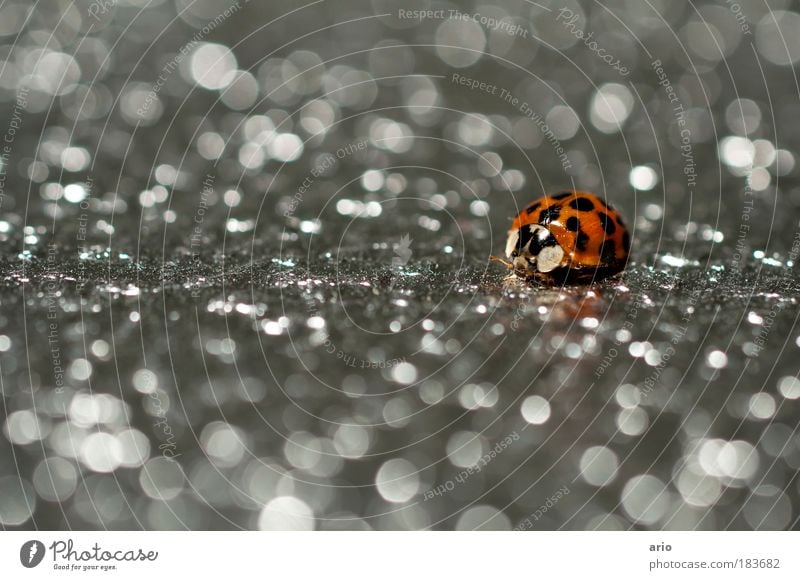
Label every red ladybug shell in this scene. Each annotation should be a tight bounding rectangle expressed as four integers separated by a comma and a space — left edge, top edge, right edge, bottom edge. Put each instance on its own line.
508, 190, 629, 281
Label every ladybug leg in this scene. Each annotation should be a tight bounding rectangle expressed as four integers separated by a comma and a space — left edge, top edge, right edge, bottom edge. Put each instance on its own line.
489, 255, 514, 269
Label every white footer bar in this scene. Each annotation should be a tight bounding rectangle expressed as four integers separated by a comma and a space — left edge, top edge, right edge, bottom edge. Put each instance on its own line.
1, 532, 796, 579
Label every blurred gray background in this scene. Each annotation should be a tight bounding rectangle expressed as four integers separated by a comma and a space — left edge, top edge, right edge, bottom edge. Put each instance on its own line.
1, 0, 799, 530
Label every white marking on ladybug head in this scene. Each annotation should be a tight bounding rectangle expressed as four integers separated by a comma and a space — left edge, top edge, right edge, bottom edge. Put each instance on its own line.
537, 245, 564, 273
505, 228, 519, 260
531, 225, 552, 242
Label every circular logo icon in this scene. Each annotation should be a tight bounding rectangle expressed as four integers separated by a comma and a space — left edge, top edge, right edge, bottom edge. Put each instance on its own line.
20, 540, 46, 568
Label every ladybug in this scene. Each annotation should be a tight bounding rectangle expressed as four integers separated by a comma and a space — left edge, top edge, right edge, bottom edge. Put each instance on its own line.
492, 190, 630, 284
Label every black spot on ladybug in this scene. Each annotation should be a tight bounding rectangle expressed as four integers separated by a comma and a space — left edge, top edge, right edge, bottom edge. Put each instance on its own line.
525, 202, 540, 215
551, 191, 573, 200
597, 212, 616, 234
576, 230, 590, 251
596, 197, 615, 211
565, 216, 580, 232
600, 240, 616, 263
538, 205, 561, 224
568, 197, 595, 211
622, 231, 630, 252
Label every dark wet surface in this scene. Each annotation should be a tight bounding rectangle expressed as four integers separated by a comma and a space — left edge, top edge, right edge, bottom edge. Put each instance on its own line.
1, 0, 800, 530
